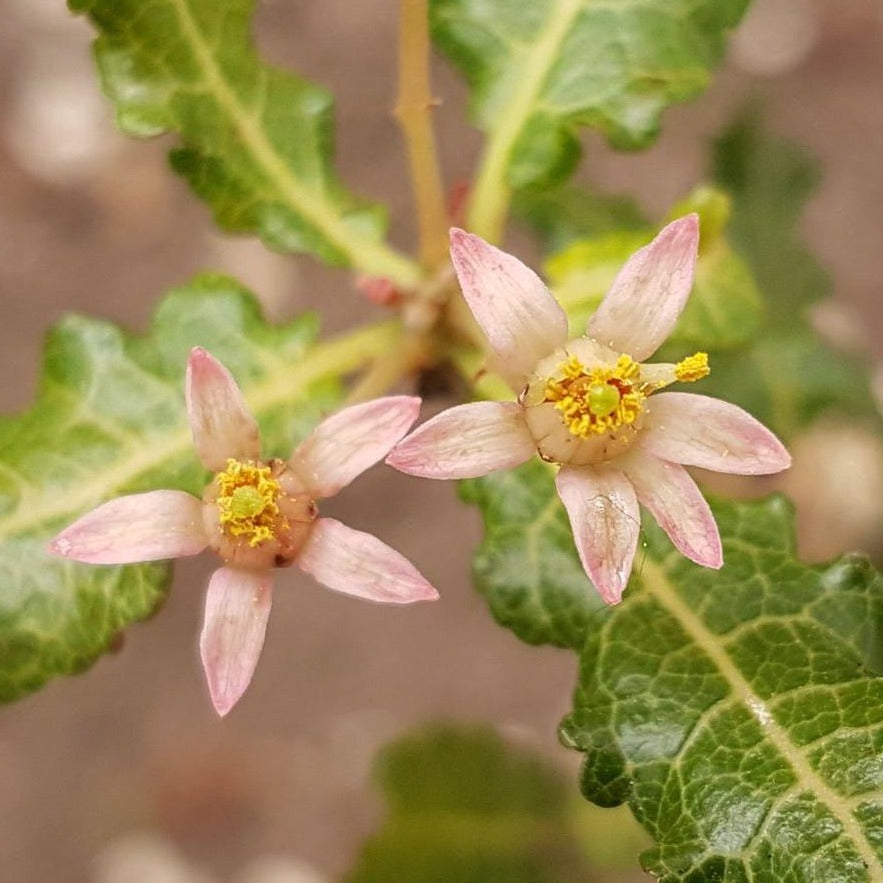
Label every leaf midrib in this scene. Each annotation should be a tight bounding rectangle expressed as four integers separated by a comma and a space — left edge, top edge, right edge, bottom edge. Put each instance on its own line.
641, 557, 883, 878
466, 0, 584, 240
166, 0, 421, 285
0, 321, 400, 542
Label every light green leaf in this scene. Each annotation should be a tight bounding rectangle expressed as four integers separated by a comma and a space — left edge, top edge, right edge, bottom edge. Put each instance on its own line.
70, 0, 421, 286
0, 276, 398, 702
464, 463, 883, 879
692, 113, 882, 439
430, 0, 750, 237
545, 188, 763, 350
345, 725, 595, 883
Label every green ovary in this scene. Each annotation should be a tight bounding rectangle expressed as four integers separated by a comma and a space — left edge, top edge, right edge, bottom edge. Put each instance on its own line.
229, 485, 266, 520
587, 383, 621, 417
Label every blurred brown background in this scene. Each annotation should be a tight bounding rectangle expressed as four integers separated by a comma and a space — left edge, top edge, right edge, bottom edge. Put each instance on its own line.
0, 0, 882, 880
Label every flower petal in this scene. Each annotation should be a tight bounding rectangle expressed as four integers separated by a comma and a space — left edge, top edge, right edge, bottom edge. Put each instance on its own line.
639, 392, 792, 475
588, 215, 699, 361
449, 228, 568, 389
297, 518, 438, 604
619, 451, 722, 568
200, 566, 273, 717
292, 396, 421, 498
48, 490, 207, 564
555, 466, 640, 605
386, 401, 535, 479
186, 347, 261, 471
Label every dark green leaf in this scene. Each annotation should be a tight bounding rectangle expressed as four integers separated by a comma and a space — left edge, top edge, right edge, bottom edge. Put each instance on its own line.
345, 725, 595, 883
460, 461, 604, 651
465, 462, 883, 879
689, 328, 878, 439
712, 110, 828, 325
70, 0, 420, 284
0, 277, 394, 702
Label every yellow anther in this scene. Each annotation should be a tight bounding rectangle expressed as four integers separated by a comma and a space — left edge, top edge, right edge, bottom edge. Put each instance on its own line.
545, 355, 645, 439
675, 352, 710, 383
216, 459, 282, 547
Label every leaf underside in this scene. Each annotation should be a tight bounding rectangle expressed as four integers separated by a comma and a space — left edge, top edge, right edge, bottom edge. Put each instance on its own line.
69, 0, 413, 279
431, 0, 750, 188
466, 461, 883, 880
0, 277, 340, 702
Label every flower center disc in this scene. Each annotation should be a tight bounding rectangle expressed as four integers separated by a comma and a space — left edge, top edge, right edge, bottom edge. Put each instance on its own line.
544, 355, 644, 438
229, 485, 267, 519
216, 459, 281, 547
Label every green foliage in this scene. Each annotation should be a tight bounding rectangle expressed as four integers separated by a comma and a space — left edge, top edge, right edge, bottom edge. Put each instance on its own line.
460, 461, 604, 650
345, 725, 594, 883
465, 464, 883, 880
0, 277, 357, 702
712, 110, 828, 324
516, 116, 879, 442
694, 114, 881, 439
431, 0, 750, 189
543, 186, 763, 350
513, 185, 646, 252
70, 0, 420, 284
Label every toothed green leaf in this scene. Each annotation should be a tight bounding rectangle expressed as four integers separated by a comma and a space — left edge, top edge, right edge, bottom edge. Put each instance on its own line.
0, 276, 393, 702
70, 0, 420, 285
431, 0, 750, 192
464, 462, 883, 879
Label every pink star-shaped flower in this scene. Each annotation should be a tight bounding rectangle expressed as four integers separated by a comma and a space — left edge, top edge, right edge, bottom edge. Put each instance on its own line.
388, 216, 790, 605
50, 348, 437, 715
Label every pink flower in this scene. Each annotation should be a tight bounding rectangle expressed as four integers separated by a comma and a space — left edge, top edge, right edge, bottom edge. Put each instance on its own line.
388, 216, 790, 605
49, 348, 437, 716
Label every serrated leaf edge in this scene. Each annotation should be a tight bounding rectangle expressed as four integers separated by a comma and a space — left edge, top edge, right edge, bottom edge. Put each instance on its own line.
0, 319, 400, 542
171, 0, 421, 283
640, 555, 883, 878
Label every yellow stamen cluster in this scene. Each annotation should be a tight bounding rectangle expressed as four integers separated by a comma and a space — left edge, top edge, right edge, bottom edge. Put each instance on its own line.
675, 351, 710, 383
545, 354, 645, 439
216, 459, 282, 547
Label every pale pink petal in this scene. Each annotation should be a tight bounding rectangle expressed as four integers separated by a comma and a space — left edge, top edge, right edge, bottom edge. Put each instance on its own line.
639, 392, 791, 475
555, 466, 640, 605
386, 401, 535, 479
297, 518, 438, 604
619, 450, 722, 568
200, 566, 273, 717
186, 347, 261, 471
588, 215, 699, 361
48, 490, 207, 564
292, 396, 421, 498
450, 228, 568, 389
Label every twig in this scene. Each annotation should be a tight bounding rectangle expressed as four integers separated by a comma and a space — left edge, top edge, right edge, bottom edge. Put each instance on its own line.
394, 0, 449, 271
